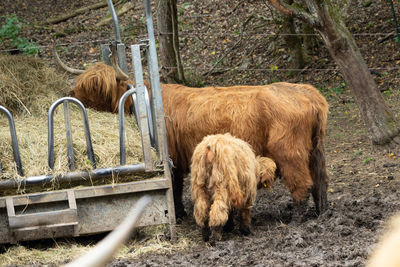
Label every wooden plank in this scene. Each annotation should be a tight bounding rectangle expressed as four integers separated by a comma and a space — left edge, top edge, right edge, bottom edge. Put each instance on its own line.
11, 191, 67, 207
5, 198, 15, 216
67, 190, 77, 210
0, 178, 169, 208
73, 178, 169, 199
13, 222, 78, 233
9, 209, 78, 229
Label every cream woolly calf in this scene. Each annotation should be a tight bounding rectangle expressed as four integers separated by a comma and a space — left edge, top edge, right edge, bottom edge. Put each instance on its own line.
190, 133, 276, 242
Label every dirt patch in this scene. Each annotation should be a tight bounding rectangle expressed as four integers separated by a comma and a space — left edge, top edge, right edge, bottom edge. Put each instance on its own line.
1, 0, 400, 266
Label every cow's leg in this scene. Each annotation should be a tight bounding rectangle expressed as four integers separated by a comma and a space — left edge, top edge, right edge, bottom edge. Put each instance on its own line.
278, 159, 313, 223
309, 142, 329, 215
172, 167, 187, 219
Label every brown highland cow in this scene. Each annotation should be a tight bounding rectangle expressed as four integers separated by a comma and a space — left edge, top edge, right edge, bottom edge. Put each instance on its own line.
55, 52, 330, 222
190, 133, 276, 242
162, 82, 329, 221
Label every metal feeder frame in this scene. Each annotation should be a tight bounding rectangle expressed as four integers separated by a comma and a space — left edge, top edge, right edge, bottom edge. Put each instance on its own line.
0, 0, 176, 244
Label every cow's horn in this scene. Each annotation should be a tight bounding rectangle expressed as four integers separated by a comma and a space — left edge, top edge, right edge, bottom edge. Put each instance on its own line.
53, 43, 85, 75
110, 45, 129, 81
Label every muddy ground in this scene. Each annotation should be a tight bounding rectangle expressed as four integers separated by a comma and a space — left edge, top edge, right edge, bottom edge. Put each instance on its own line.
1, 0, 400, 266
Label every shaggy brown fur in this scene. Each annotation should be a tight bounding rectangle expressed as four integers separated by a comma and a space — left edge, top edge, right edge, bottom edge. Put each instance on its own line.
191, 133, 276, 242
68, 63, 133, 113
163, 82, 329, 219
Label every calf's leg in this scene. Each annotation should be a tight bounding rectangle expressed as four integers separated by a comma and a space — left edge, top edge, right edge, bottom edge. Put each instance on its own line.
223, 211, 235, 233
239, 206, 252, 236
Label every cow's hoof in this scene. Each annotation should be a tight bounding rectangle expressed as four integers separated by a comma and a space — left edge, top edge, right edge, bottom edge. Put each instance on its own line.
175, 207, 187, 221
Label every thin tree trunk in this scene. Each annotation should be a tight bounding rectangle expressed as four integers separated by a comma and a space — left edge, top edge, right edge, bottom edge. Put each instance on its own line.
314, 4, 399, 145
157, 0, 185, 84
282, 0, 305, 72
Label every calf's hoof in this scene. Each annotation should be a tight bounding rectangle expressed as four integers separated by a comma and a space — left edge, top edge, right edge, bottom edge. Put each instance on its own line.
210, 226, 223, 242
202, 226, 211, 242
239, 225, 251, 236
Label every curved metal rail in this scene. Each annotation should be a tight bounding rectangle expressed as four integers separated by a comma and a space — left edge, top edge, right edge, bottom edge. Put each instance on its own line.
0, 106, 24, 176
48, 97, 96, 170
106, 0, 121, 43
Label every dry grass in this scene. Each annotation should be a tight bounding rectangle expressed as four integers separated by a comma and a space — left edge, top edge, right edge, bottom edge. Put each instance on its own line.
0, 223, 202, 266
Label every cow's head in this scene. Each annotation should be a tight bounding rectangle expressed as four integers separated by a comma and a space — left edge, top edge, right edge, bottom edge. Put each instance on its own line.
54, 43, 134, 113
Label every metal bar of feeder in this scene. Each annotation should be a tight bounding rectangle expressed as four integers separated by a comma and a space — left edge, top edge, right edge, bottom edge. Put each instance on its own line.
131, 44, 153, 169
119, 87, 137, 165
48, 97, 96, 170
144, 84, 155, 147
63, 101, 76, 171
117, 43, 129, 74
0, 163, 146, 190
0, 106, 24, 176
129, 84, 140, 125
129, 83, 155, 148
106, 0, 122, 43
144, 0, 169, 161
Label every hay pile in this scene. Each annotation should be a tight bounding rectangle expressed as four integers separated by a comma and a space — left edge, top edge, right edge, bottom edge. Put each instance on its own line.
0, 55, 150, 183
0, 54, 69, 116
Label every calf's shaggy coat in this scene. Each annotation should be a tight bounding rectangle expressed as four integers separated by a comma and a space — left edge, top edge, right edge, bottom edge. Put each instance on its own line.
191, 133, 276, 241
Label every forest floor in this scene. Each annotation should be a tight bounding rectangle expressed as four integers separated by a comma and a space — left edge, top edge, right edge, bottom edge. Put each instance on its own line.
1, 0, 400, 266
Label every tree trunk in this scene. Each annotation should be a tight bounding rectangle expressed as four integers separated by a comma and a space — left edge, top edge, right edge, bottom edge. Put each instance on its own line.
157, 0, 185, 84
282, 0, 305, 72
314, 3, 400, 145
269, 0, 400, 146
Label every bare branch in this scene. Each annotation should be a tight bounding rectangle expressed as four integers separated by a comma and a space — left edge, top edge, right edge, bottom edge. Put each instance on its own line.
45, 1, 108, 24
268, 0, 319, 27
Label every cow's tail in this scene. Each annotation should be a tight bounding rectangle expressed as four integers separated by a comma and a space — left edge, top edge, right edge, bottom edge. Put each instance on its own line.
310, 109, 329, 215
